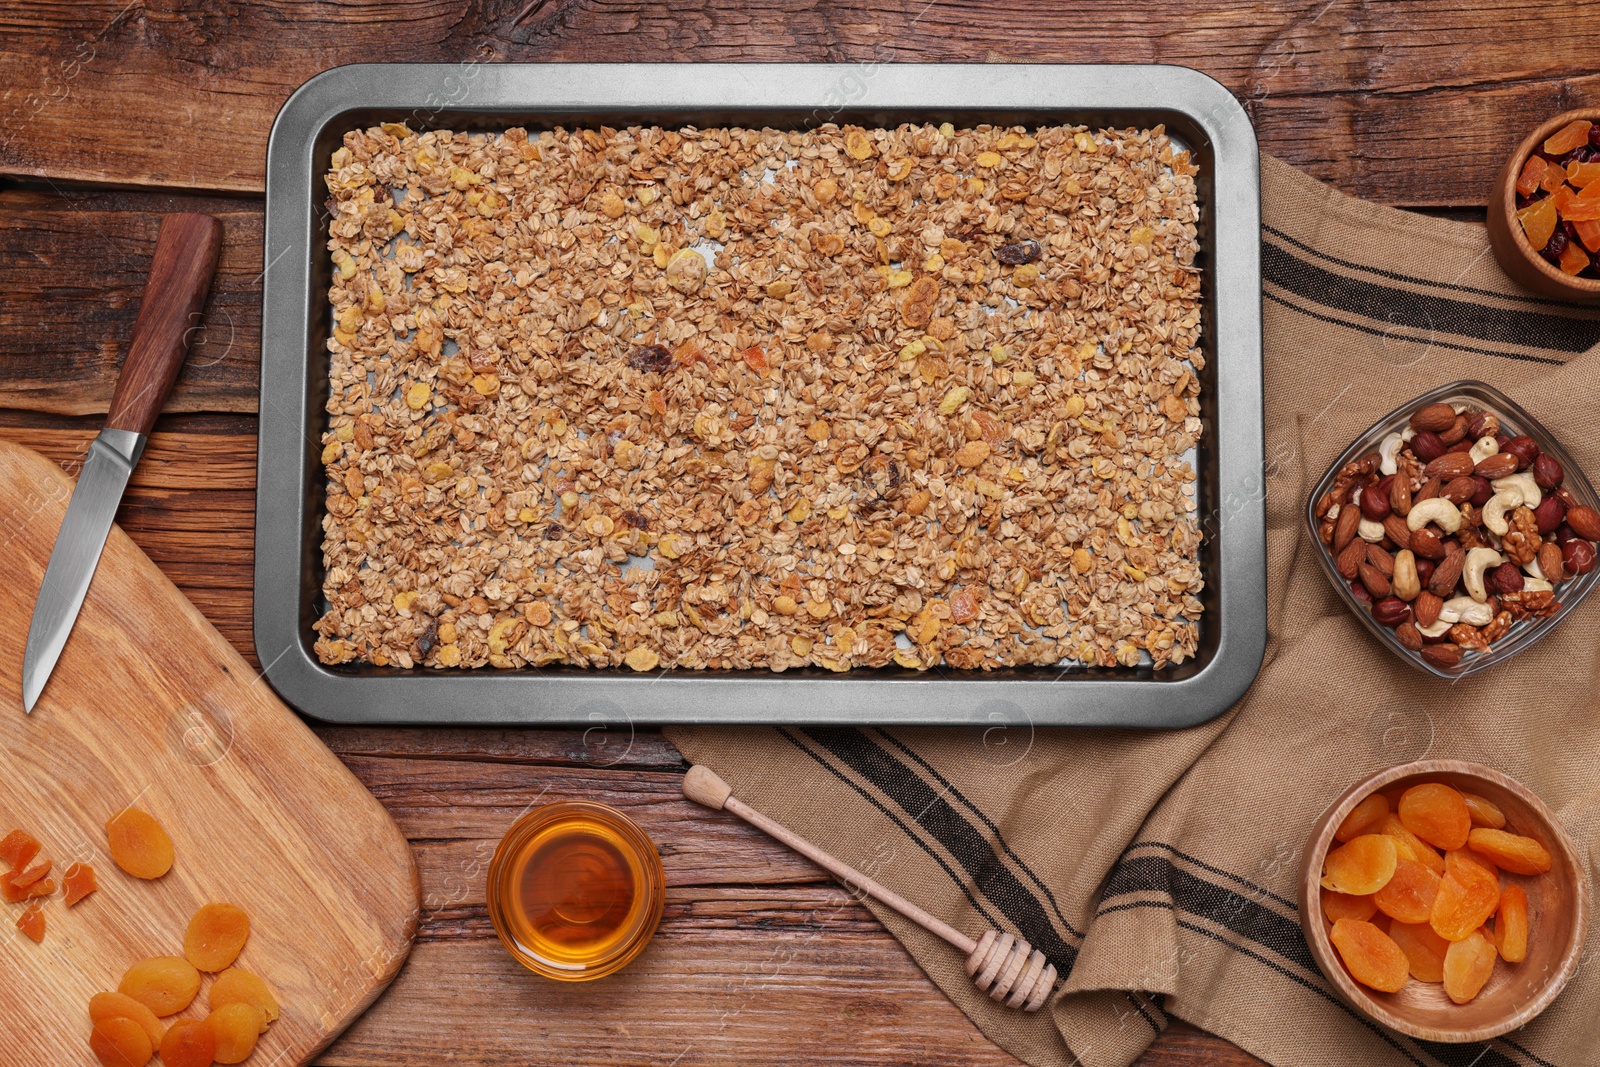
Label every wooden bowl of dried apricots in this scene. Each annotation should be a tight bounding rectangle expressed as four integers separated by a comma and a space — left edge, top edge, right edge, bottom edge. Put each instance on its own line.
1298, 760, 1587, 1043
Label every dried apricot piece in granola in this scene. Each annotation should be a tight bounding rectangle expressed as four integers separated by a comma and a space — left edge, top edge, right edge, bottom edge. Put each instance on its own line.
1321, 834, 1398, 896
1387, 920, 1450, 983
1398, 783, 1471, 850
1320, 888, 1377, 924
89, 991, 165, 1048
1329, 918, 1410, 992
205, 1003, 265, 1064
1373, 858, 1442, 925
210, 968, 279, 1030
15, 903, 44, 942
105, 809, 174, 879
1495, 884, 1530, 963
119, 956, 201, 1017
185, 903, 251, 972
0, 828, 40, 870
1334, 793, 1389, 842
899, 276, 939, 328
1430, 850, 1501, 942
1442, 929, 1498, 1004
159, 1019, 218, 1067
1468, 827, 1552, 875
90, 1015, 154, 1067
1462, 792, 1507, 830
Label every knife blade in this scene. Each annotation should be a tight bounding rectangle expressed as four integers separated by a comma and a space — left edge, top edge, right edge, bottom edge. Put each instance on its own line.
22, 212, 222, 713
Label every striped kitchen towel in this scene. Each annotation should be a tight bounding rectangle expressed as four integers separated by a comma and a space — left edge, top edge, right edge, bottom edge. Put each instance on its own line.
665, 154, 1600, 1067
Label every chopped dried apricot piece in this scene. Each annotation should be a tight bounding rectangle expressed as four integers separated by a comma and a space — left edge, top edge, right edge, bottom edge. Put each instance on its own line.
210, 968, 279, 1030
1373, 858, 1442, 925
1544, 119, 1593, 155
1555, 187, 1600, 222
3, 873, 56, 902
1442, 929, 1498, 1004
160, 1018, 218, 1067
185, 903, 251, 973
1495, 884, 1530, 964
1431, 850, 1502, 942
89, 991, 165, 1048
1515, 155, 1549, 197
1567, 160, 1600, 188
0, 828, 40, 870
119, 956, 201, 1017
64, 862, 98, 906
1468, 827, 1552, 875
90, 1015, 154, 1067
1381, 814, 1445, 874
1518, 197, 1560, 250
1398, 783, 1471, 850
16, 903, 44, 942
1329, 918, 1410, 993
10, 858, 51, 888
1321, 888, 1378, 924
1335, 793, 1390, 842
1462, 792, 1507, 830
205, 1003, 264, 1064
105, 808, 174, 880
1388, 920, 1451, 983
1321, 834, 1398, 896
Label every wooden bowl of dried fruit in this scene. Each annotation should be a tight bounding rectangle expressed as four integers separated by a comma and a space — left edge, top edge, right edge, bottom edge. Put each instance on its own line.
1487, 108, 1600, 302
1298, 760, 1587, 1043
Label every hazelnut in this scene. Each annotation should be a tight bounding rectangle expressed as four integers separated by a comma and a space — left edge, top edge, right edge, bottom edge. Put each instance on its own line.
1501, 435, 1541, 470
1533, 453, 1565, 491
1360, 484, 1391, 521
1563, 538, 1597, 575
1410, 430, 1446, 463
1468, 476, 1493, 508
1488, 562, 1524, 595
1532, 495, 1567, 536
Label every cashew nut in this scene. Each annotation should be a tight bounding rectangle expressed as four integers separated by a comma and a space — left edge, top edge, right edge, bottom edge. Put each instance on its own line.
1406, 497, 1462, 533
1418, 618, 1454, 638
1359, 518, 1386, 543
1523, 577, 1553, 593
1441, 596, 1494, 626
1525, 555, 1545, 580
1491, 471, 1542, 510
1378, 433, 1405, 476
1400, 426, 1417, 443
1452, 403, 1468, 414
1482, 489, 1523, 536
1468, 436, 1499, 464
1462, 547, 1504, 603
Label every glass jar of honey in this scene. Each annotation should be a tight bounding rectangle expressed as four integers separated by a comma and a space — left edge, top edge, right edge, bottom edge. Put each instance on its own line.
486, 800, 664, 981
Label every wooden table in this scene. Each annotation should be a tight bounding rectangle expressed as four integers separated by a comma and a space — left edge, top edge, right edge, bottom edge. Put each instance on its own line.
2, 4, 1591, 1063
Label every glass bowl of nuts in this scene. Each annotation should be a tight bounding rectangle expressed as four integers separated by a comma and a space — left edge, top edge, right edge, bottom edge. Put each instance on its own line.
1307, 381, 1600, 678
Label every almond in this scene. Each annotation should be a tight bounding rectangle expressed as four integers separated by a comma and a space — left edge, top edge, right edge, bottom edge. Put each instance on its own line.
1382, 514, 1412, 550
1414, 590, 1444, 627
1337, 537, 1367, 580
1359, 562, 1391, 599
1473, 453, 1518, 480
1410, 526, 1446, 560
1441, 476, 1478, 504
1538, 541, 1566, 584
1438, 414, 1471, 445
1566, 505, 1600, 541
1429, 543, 1465, 598
1333, 505, 1362, 552
1421, 643, 1463, 669
1424, 453, 1476, 480
1410, 403, 1457, 433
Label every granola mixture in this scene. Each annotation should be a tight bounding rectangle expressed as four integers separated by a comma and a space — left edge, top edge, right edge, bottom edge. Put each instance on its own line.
315, 120, 1205, 673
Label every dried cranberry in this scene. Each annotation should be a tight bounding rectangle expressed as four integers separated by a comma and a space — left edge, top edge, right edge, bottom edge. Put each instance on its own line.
1469, 476, 1493, 508
628, 344, 674, 373
544, 522, 565, 540
1544, 227, 1570, 264
995, 240, 1042, 265
620, 509, 650, 530
1591, 125, 1600, 149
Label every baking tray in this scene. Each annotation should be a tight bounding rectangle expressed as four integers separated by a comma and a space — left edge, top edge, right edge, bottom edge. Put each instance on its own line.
256, 62, 1265, 726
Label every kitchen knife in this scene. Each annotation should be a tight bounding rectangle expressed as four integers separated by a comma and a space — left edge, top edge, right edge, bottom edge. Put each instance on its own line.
22, 213, 223, 713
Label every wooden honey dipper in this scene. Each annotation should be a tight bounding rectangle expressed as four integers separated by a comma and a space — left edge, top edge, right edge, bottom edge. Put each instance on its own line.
683, 765, 1059, 1011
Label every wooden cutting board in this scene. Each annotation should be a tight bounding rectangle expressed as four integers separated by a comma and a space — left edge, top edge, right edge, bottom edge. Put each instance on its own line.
0, 439, 420, 1064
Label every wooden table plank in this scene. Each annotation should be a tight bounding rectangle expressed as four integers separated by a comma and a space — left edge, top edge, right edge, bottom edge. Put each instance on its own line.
0, 2, 1596, 204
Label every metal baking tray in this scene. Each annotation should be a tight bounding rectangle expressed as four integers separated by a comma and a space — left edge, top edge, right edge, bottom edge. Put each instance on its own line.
256, 62, 1265, 726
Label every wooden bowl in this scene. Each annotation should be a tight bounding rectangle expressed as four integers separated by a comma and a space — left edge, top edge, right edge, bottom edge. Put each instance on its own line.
1298, 760, 1588, 1043
1485, 107, 1600, 303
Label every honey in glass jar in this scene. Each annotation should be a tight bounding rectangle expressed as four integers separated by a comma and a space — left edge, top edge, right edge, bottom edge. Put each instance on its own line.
486, 800, 664, 981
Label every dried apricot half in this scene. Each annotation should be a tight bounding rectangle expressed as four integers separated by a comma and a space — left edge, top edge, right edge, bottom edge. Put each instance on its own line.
1496, 884, 1530, 964
1462, 792, 1507, 830
205, 1002, 265, 1064
1387, 920, 1450, 983
1442, 929, 1498, 1004
185, 903, 251, 972
1329, 918, 1410, 993
1321, 834, 1398, 896
90, 1015, 154, 1067
1321, 888, 1377, 924
0, 828, 40, 870
1431, 850, 1502, 942
1467, 828, 1552, 875
1335, 793, 1390, 842
119, 956, 201, 1017
159, 1018, 218, 1067
105, 808, 174, 879
1373, 858, 1442, 925
88, 991, 165, 1048
210, 968, 279, 1030
1380, 814, 1445, 875
64, 862, 98, 906
16, 903, 44, 943
1398, 783, 1471, 851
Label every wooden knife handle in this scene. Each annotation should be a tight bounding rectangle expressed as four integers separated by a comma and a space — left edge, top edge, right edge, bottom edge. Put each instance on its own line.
105, 212, 224, 436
